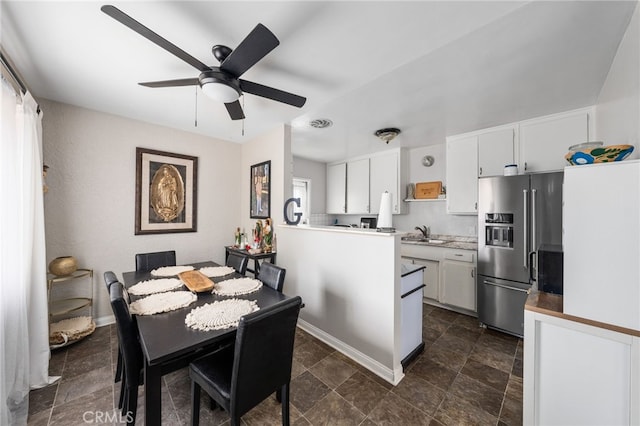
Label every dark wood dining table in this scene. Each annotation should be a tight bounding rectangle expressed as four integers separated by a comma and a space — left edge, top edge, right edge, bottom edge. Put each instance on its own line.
122, 260, 289, 426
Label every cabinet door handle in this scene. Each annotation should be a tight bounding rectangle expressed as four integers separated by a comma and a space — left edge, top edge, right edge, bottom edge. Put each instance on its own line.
474, 202, 477, 211
524, 162, 528, 171
479, 167, 483, 176
471, 269, 475, 278
483, 279, 528, 293
523, 189, 528, 269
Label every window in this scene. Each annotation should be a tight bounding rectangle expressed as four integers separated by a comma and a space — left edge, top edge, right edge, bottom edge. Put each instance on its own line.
292, 178, 310, 224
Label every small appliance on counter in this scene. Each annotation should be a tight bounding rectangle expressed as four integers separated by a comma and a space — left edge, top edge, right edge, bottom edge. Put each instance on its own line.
537, 244, 563, 295
360, 217, 377, 229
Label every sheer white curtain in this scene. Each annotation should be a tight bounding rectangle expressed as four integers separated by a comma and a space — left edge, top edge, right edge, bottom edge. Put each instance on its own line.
1, 77, 53, 424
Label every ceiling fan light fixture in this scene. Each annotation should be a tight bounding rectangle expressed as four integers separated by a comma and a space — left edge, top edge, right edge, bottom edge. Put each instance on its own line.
374, 128, 401, 144
201, 81, 241, 103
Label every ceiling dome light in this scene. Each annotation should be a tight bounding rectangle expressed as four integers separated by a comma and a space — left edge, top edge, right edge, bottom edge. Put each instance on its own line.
374, 128, 401, 144
201, 81, 241, 103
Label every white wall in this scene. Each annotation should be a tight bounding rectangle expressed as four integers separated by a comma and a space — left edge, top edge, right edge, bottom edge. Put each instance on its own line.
240, 124, 291, 235
394, 144, 476, 237
292, 156, 326, 214
596, 2, 640, 157
41, 100, 242, 323
276, 225, 403, 384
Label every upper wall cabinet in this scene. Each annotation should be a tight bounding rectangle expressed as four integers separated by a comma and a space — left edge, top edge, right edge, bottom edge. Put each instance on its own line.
370, 150, 408, 214
327, 162, 346, 214
519, 109, 591, 173
327, 148, 407, 215
446, 135, 478, 215
478, 127, 517, 177
346, 158, 370, 214
447, 125, 515, 214
445, 106, 594, 215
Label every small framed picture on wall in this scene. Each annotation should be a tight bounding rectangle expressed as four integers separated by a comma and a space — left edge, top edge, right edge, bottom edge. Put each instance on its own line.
250, 160, 270, 219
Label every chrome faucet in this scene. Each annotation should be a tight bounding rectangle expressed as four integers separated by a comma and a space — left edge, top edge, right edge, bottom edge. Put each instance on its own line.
415, 225, 430, 238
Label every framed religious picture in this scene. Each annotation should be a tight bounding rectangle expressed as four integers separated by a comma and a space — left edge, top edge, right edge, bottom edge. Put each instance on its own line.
250, 160, 270, 219
135, 147, 198, 235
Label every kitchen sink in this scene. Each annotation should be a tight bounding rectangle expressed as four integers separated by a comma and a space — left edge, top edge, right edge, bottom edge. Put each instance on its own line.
401, 236, 448, 244
426, 239, 447, 244
401, 236, 428, 242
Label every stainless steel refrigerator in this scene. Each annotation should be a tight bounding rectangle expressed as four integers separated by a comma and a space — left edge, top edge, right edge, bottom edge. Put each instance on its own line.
477, 172, 563, 337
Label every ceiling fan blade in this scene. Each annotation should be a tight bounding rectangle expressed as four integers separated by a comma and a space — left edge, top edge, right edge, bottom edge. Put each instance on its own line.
239, 79, 306, 108
220, 24, 279, 78
225, 101, 245, 120
101, 5, 209, 72
139, 78, 199, 88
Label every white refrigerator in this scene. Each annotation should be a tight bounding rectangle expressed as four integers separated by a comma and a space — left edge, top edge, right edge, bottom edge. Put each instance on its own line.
563, 159, 640, 331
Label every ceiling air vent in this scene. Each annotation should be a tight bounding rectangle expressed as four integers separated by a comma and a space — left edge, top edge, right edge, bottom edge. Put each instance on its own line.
309, 118, 333, 129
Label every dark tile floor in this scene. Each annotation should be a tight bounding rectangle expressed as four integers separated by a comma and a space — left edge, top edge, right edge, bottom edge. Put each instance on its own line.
28, 304, 523, 425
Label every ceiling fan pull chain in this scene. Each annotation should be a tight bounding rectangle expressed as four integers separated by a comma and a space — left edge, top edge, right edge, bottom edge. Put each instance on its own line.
194, 85, 198, 127
242, 95, 245, 136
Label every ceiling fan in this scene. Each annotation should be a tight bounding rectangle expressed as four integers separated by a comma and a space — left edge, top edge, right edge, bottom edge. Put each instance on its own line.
100, 5, 306, 120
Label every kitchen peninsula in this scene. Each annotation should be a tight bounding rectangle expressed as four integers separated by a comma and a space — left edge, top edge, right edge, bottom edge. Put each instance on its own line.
276, 224, 404, 384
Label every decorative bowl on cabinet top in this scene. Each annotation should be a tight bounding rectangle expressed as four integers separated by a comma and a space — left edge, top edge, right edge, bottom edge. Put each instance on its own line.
565, 144, 634, 165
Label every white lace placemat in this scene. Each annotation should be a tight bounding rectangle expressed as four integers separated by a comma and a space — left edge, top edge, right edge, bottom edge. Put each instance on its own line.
128, 278, 184, 296
129, 291, 197, 315
212, 277, 263, 296
199, 266, 235, 278
150, 265, 194, 277
185, 299, 259, 331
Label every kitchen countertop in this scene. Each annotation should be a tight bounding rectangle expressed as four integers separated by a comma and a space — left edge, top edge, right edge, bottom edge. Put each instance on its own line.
525, 291, 640, 337
400, 233, 477, 250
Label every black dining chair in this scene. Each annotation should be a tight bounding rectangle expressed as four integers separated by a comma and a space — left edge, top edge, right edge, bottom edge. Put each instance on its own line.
109, 280, 144, 425
226, 252, 249, 276
103, 272, 124, 386
135, 250, 176, 272
257, 262, 286, 293
189, 296, 303, 426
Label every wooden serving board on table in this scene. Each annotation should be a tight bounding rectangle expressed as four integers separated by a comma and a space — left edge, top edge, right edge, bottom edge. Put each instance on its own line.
178, 270, 215, 293
415, 181, 442, 199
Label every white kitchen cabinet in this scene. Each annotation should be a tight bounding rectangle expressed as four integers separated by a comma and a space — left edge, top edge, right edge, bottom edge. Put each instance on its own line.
563, 160, 640, 331
370, 152, 398, 214
402, 257, 439, 300
524, 307, 640, 425
446, 135, 478, 214
478, 126, 516, 177
346, 158, 370, 214
444, 107, 594, 215
401, 244, 477, 313
440, 251, 476, 312
327, 148, 407, 215
519, 108, 591, 173
326, 162, 346, 213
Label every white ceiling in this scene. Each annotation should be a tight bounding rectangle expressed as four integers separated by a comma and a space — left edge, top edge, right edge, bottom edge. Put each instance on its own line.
1, 1, 637, 163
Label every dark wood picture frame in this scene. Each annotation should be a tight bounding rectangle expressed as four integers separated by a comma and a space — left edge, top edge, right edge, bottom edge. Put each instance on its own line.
135, 147, 198, 235
250, 160, 271, 219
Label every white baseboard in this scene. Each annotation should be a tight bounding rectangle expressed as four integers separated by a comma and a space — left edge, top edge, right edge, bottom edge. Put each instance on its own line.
297, 319, 404, 386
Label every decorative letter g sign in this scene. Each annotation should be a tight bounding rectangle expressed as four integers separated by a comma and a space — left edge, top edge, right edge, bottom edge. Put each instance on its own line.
284, 198, 302, 225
